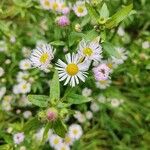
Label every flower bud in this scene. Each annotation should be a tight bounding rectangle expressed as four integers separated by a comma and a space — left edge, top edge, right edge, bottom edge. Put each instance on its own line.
46, 108, 58, 121
56, 16, 70, 27
75, 24, 82, 32
38, 111, 47, 122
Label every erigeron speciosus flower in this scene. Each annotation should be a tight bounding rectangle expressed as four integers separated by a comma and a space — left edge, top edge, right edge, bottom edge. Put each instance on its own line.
56, 53, 88, 87
68, 124, 83, 140
19, 59, 31, 70
56, 15, 70, 27
111, 47, 128, 65
74, 111, 86, 123
49, 134, 63, 149
93, 63, 110, 81
17, 71, 29, 82
77, 39, 102, 62
73, 1, 88, 17
30, 43, 54, 71
18, 81, 31, 94
64, 134, 74, 146
85, 111, 93, 120
95, 79, 111, 89
90, 102, 100, 112
0, 67, 5, 77
13, 132, 25, 145
50, 0, 61, 12
55, 143, 70, 150
82, 87, 92, 97
23, 111, 32, 119
40, 0, 51, 10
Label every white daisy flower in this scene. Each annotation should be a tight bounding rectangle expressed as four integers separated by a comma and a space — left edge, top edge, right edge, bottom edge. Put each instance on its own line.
74, 111, 86, 123
64, 134, 74, 146
55, 143, 70, 150
111, 47, 128, 65
49, 134, 63, 148
23, 111, 32, 119
18, 81, 31, 94
17, 71, 29, 82
50, 0, 61, 12
22, 47, 31, 57
0, 67, 5, 77
30, 43, 54, 71
96, 79, 111, 89
40, 0, 51, 10
13, 132, 25, 145
82, 87, 92, 97
73, 1, 88, 17
110, 98, 121, 108
19, 59, 31, 70
90, 102, 99, 112
142, 41, 150, 49
97, 94, 107, 103
85, 111, 93, 120
117, 27, 125, 36
0, 87, 6, 100
68, 124, 83, 140
77, 39, 102, 62
56, 53, 88, 87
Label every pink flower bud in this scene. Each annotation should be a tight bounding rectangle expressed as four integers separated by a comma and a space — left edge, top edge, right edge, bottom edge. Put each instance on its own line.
46, 108, 58, 121
56, 15, 70, 27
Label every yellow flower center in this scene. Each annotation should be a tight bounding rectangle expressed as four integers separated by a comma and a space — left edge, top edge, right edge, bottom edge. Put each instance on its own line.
73, 129, 78, 135
66, 63, 79, 76
64, 136, 71, 144
83, 47, 93, 56
40, 53, 49, 63
22, 84, 27, 89
99, 80, 107, 84
61, 147, 66, 150
77, 6, 84, 13
54, 138, 59, 145
107, 63, 113, 69
53, 2, 58, 10
44, 0, 50, 6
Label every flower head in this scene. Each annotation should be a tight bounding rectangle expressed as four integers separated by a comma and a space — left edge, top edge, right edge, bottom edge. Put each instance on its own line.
93, 63, 110, 81
68, 124, 83, 140
49, 134, 63, 148
30, 43, 54, 71
56, 143, 70, 150
13, 132, 25, 145
56, 15, 70, 27
77, 39, 102, 62
46, 107, 58, 121
40, 0, 51, 10
96, 79, 111, 89
56, 53, 88, 87
73, 1, 87, 17
19, 59, 31, 70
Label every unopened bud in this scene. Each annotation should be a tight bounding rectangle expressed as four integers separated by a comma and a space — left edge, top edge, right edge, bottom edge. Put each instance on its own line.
46, 108, 58, 121
75, 24, 82, 32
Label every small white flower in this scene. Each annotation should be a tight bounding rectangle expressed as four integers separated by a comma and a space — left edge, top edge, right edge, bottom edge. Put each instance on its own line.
40, 0, 51, 10
73, 1, 88, 17
0, 67, 5, 77
7, 127, 13, 133
117, 27, 125, 36
17, 71, 29, 82
22, 47, 31, 57
110, 98, 121, 108
68, 124, 83, 140
97, 94, 107, 103
1, 96, 12, 111
77, 39, 102, 62
49, 134, 63, 148
0, 87, 6, 100
111, 47, 128, 65
85, 111, 93, 120
30, 43, 54, 71
142, 41, 150, 49
18, 81, 31, 94
13, 132, 25, 145
50, 0, 61, 12
74, 111, 86, 123
19, 95, 32, 107
56, 53, 88, 87
55, 143, 70, 150
23, 111, 32, 119
82, 87, 92, 97
10, 35, 16, 43
64, 134, 74, 146
96, 79, 111, 89
19, 59, 31, 70
0, 40, 7, 52
90, 102, 99, 112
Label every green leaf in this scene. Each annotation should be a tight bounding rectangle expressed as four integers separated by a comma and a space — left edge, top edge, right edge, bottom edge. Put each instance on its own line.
50, 41, 65, 46
66, 94, 91, 105
102, 42, 120, 58
85, 2, 99, 23
24, 117, 41, 133
53, 120, 67, 138
28, 95, 49, 107
0, 144, 13, 150
106, 3, 133, 29
100, 3, 109, 18
50, 70, 60, 101
42, 122, 52, 143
